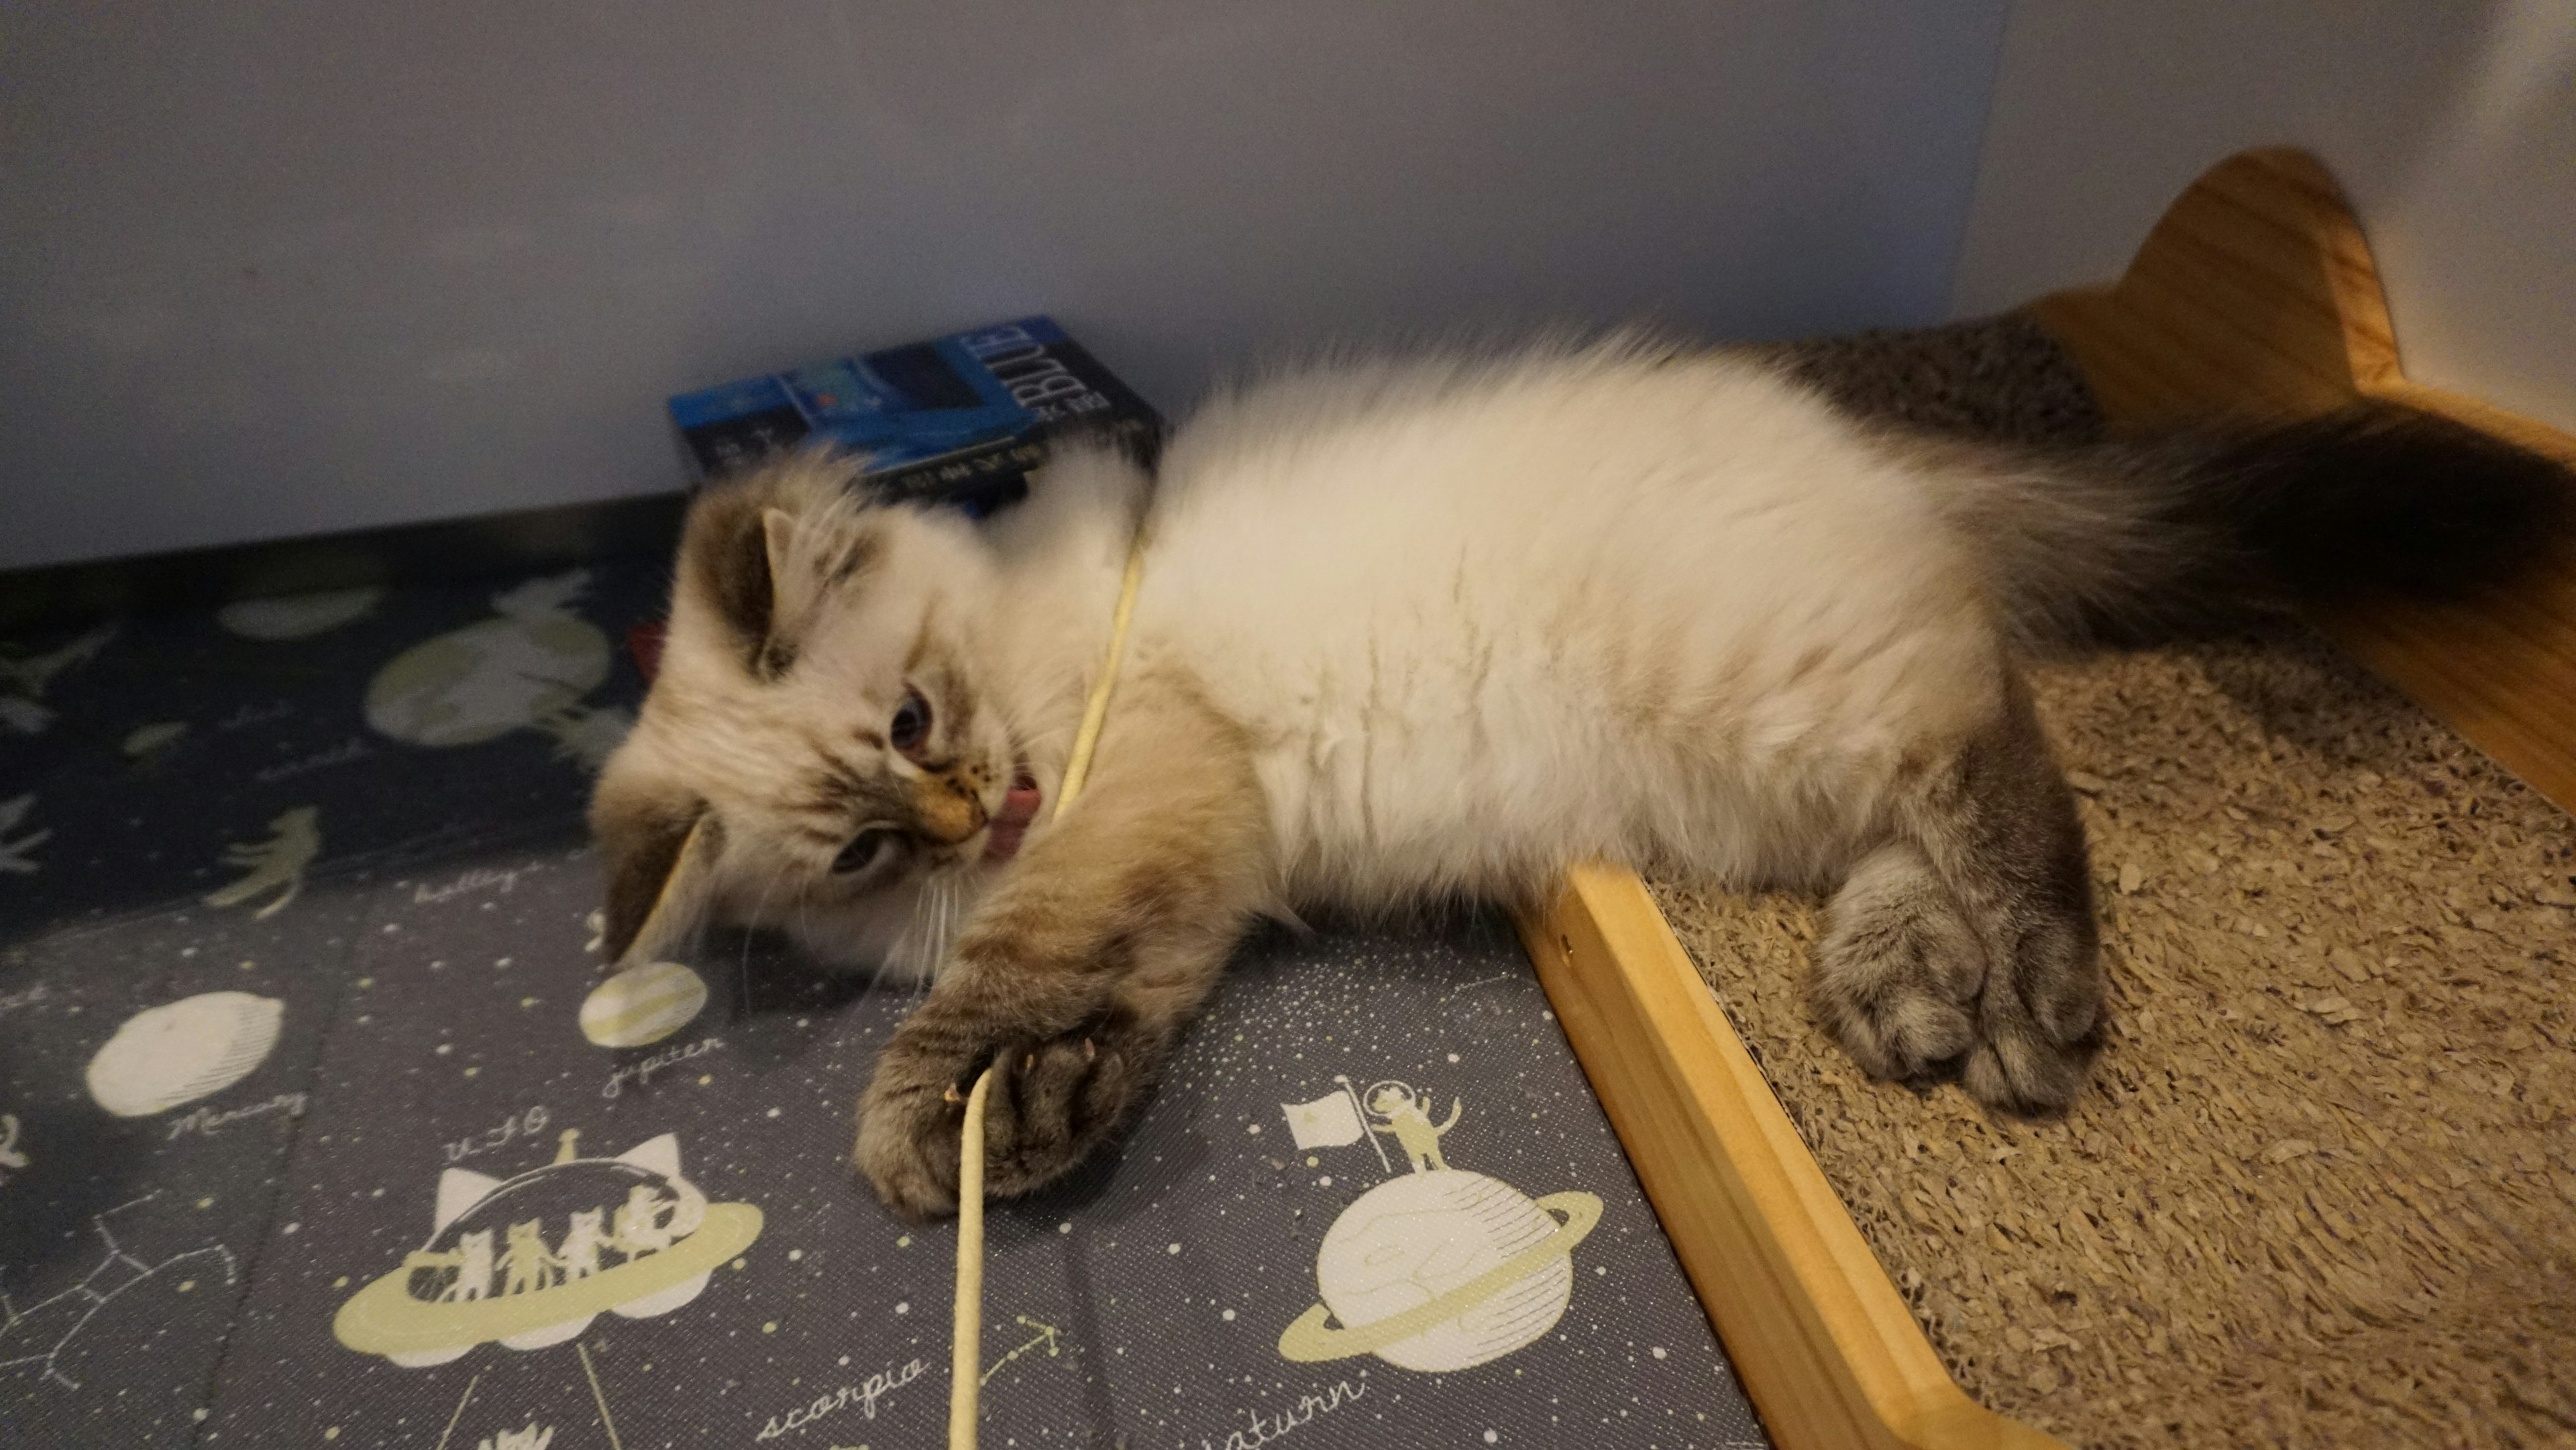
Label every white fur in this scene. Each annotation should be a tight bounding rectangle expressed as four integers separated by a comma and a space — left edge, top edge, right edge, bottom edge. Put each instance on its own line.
983, 341, 2004, 915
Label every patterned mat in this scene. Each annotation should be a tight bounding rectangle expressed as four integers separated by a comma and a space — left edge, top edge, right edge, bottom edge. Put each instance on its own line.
1, 556, 1762, 1448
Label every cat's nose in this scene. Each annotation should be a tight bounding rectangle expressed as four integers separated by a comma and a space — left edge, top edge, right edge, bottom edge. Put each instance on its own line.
912, 775, 987, 845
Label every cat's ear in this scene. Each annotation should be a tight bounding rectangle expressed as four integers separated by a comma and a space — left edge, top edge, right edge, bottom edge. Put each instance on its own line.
591, 770, 722, 966
673, 460, 878, 678
674, 480, 783, 675
763, 507, 798, 599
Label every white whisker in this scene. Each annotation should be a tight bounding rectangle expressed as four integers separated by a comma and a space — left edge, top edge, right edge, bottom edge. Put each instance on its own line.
737, 868, 788, 1015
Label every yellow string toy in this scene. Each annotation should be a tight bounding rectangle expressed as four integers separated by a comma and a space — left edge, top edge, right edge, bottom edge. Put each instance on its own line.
949, 528, 1148, 1449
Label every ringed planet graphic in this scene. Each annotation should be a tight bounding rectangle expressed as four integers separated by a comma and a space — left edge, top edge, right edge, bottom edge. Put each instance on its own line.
1278, 1170, 1601, 1373
580, 960, 709, 1047
333, 1130, 761, 1367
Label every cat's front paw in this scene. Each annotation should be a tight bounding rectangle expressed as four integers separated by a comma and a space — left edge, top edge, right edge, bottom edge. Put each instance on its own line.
854, 1001, 1171, 1221
853, 1033, 972, 1220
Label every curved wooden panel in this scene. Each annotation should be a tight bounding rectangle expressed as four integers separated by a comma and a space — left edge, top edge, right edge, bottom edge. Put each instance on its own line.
2032, 146, 2576, 812
2031, 148, 2399, 425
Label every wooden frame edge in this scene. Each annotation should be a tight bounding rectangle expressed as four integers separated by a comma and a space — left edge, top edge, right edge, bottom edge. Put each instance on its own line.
1514, 865, 2068, 1450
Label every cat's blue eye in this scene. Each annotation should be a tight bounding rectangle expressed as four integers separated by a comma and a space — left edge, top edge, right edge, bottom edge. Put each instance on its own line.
834, 828, 899, 875
890, 687, 931, 758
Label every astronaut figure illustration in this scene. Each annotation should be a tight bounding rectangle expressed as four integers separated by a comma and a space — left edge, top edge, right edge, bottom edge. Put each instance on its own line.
1364, 1080, 1462, 1174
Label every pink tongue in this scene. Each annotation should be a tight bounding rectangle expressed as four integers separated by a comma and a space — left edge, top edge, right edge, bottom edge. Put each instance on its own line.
984, 772, 1042, 862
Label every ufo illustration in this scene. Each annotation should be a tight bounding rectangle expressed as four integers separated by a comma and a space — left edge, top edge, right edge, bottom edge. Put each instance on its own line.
333, 1130, 761, 1367
1275, 1078, 1601, 1374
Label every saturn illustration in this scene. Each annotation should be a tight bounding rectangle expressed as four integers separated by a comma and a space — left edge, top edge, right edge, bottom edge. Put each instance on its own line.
1275, 1078, 1600, 1374
1279, 1170, 1600, 1372
333, 1130, 761, 1367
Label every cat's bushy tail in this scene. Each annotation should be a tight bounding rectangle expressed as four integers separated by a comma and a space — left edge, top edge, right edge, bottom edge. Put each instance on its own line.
1923, 401, 2576, 650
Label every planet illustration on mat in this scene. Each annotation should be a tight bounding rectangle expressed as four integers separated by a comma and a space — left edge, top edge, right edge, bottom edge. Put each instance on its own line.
364, 570, 630, 768
580, 961, 708, 1047
333, 1130, 761, 1367
85, 992, 284, 1117
1275, 1077, 1601, 1373
219, 586, 384, 640
1278, 1171, 1600, 1371
122, 720, 188, 760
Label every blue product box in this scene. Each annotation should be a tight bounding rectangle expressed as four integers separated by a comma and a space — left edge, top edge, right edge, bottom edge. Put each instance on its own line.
668, 317, 1162, 515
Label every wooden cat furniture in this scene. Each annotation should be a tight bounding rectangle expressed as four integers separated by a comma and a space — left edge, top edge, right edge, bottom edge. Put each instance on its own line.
1519, 148, 2576, 1450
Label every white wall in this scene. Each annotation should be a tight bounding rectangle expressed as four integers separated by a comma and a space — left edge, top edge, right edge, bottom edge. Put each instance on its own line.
1950, 0, 2576, 433
0, 1, 2010, 571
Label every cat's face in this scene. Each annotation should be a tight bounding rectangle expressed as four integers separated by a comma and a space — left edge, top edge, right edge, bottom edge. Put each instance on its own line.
506, 1219, 544, 1247
568, 1208, 602, 1234
591, 454, 1030, 980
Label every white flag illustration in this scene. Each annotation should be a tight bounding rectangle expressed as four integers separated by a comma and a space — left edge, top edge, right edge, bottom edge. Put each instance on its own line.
1281, 1092, 1365, 1150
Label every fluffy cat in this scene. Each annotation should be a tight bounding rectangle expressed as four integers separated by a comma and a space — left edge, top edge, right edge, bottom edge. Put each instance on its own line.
589, 339, 2569, 1219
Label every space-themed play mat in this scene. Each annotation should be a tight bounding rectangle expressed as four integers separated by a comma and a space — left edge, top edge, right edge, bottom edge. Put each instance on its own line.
0, 549, 1768, 1448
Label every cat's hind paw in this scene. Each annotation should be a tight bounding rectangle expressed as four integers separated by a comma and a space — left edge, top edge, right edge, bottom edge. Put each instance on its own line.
1960, 1023, 2096, 1117
1811, 841, 1986, 1082
1813, 839, 2100, 1117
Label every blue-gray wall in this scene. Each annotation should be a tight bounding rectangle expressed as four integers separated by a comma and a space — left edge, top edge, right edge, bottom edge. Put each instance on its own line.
0, 1, 2010, 570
